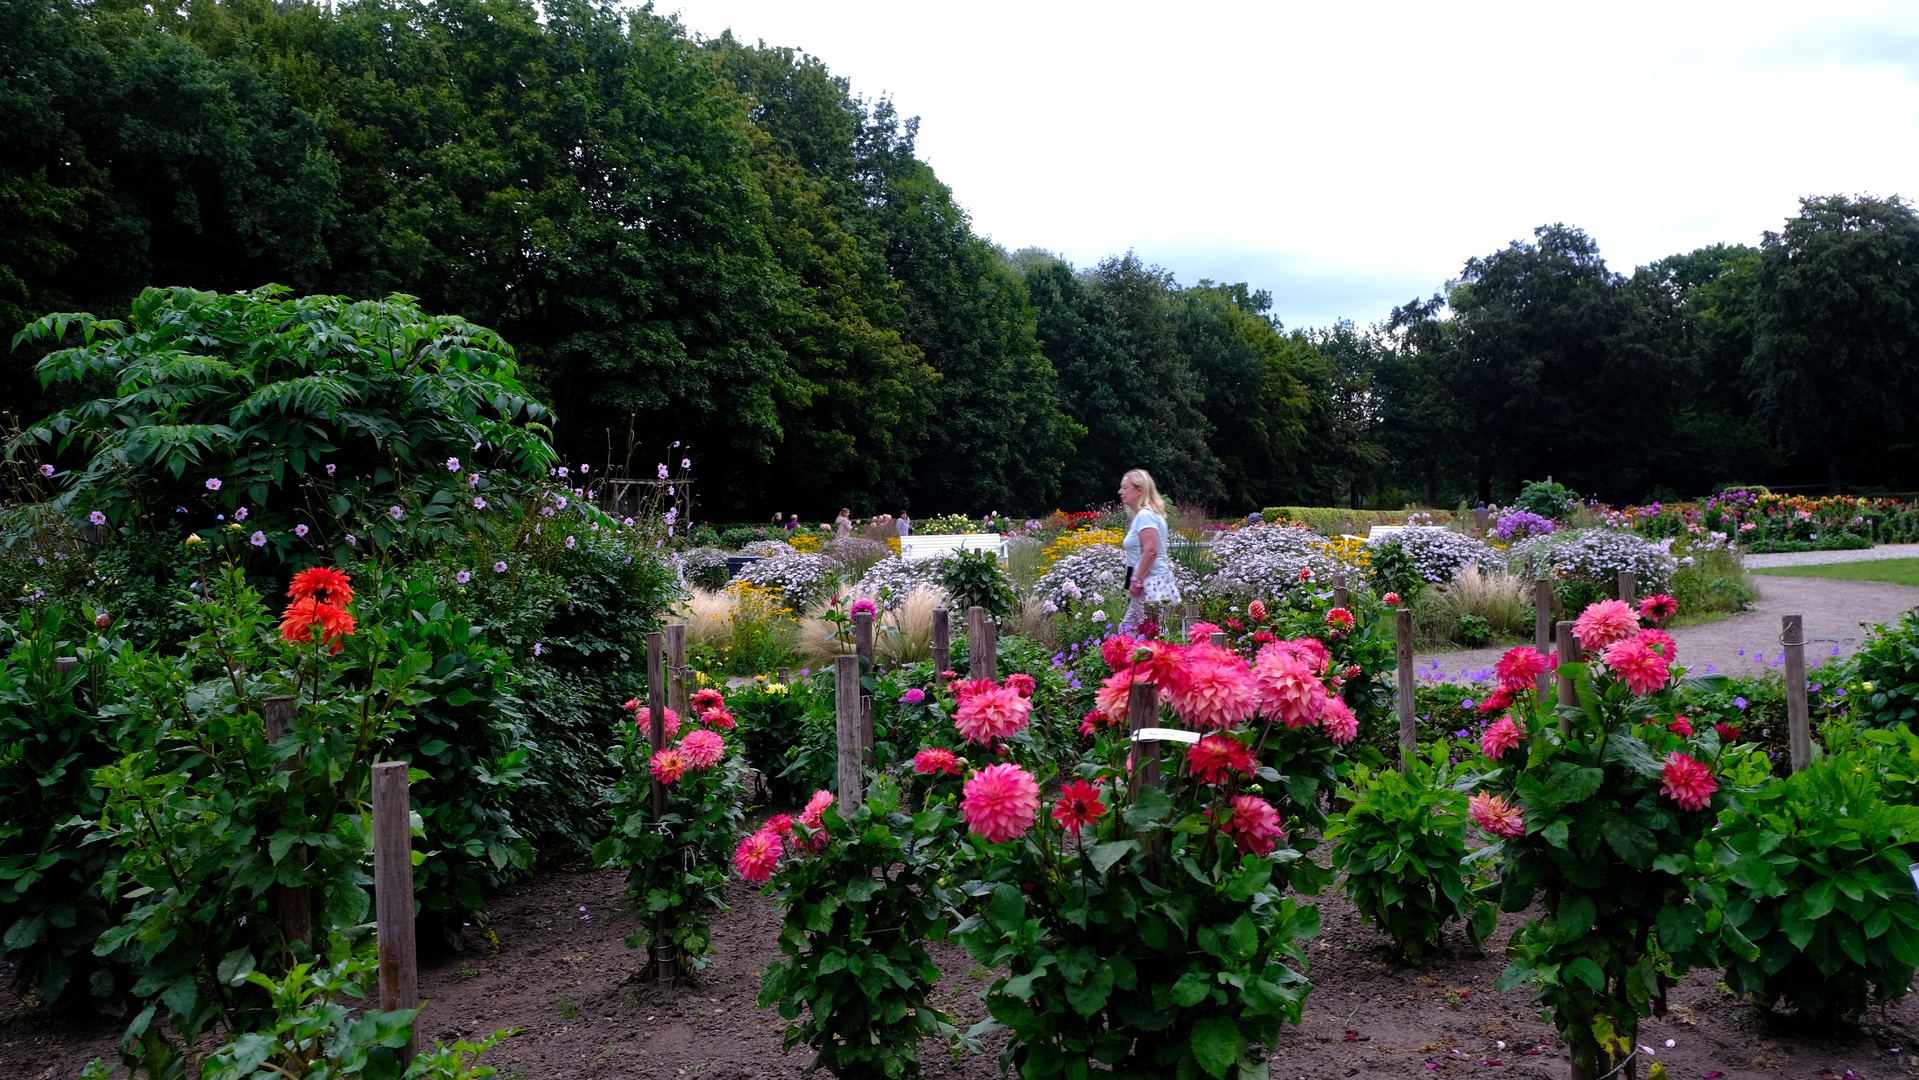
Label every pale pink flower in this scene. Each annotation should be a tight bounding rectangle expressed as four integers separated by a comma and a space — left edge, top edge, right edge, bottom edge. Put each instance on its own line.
1480, 717, 1525, 760
1573, 600, 1639, 651
1259, 636, 1330, 675
1317, 695, 1359, 745
1660, 753, 1716, 811
1095, 669, 1136, 723
1168, 656, 1258, 731
961, 764, 1040, 843
680, 728, 725, 769
1005, 673, 1037, 698
1469, 791, 1525, 838
1186, 621, 1222, 644
1251, 651, 1327, 728
912, 748, 962, 775
1216, 795, 1285, 855
954, 685, 1033, 745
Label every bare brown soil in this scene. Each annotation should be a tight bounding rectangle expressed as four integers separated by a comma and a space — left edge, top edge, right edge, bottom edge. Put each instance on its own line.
6, 864, 1918, 1080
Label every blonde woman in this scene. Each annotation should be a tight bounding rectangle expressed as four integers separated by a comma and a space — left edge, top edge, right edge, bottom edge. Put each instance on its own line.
834, 508, 852, 538
1118, 469, 1180, 632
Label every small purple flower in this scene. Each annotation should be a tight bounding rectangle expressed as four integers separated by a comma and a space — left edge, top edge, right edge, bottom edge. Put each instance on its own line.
901, 688, 926, 705
324, 464, 335, 476
294, 524, 309, 537
468, 473, 481, 487
88, 510, 106, 526
532, 642, 543, 657
580, 463, 589, 473
493, 561, 507, 573
234, 507, 248, 521
1462, 699, 1475, 710
345, 534, 357, 546
1734, 696, 1748, 709
681, 458, 691, 469
1454, 729, 1470, 739
456, 570, 471, 584
39, 464, 54, 478
446, 457, 460, 471
557, 466, 569, 478
565, 535, 576, 549
205, 478, 222, 491
1704, 663, 1716, 674
556, 496, 567, 509
250, 531, 266, 547
474, 497, 487, 510
623, 517, 635, 527
389, 505, 404, 520
657, 463, 668, 479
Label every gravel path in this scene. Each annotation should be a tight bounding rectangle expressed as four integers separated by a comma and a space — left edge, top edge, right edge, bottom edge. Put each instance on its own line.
1744, 542, 1919, 568
1412, 574, 1919, 682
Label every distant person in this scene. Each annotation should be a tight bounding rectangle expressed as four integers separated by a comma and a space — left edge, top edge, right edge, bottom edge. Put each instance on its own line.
1245, 511, 1264, 526
1118, 469, 1181, 633
897, 511, 912, 537
784, 513, 799, 532
835, 508, 852, 537
772, 512, 783, 527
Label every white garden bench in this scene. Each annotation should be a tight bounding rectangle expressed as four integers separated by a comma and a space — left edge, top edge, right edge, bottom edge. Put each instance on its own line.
1364, 523, 1444, 545
898, 533, 1007, 561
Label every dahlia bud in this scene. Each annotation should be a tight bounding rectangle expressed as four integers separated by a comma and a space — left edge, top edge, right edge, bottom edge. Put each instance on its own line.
95, 612, 111, 629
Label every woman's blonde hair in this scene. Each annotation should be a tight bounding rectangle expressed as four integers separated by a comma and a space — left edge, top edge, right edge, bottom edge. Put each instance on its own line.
1122, 469, 1165, 516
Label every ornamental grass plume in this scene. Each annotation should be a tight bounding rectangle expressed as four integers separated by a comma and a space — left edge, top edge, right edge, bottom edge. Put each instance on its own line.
1101, 634, 1141, 672
1660, 753, 1717, 811
1317, 695, 1360, 745
1494, 646, 1552, 692
1603, 637, 1671, 696
679, 728, 725, 769
1168, 655, 1259, 731
1186, 734, 1257, 784
1186, 621, 1222, 644
1217, 795, 1285, 855
1480, 717, 1525, 760
1572, 599, 1639, 651
1051, 780, 1106, 836
961, 763, 1040, 843
1468, 791, 1525, 838
912, 748, 962, 775
1639, 593, 1679, 622
1005, 673, 1037, 698
1251, 651, 1327, 728
631, 705, 681, 739
954, 684, 1033, 745
734, 830, 781, 883
650, 748, 688, 785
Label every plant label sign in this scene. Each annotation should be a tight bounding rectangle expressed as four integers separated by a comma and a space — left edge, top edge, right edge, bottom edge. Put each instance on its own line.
1130, 728, 1201, 745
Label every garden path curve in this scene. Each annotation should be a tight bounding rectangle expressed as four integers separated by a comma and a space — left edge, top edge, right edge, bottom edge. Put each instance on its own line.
1412, 574, 1919, 682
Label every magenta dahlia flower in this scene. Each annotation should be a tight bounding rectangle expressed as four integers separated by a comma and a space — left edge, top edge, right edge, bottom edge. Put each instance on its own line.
954, 684, 1033, 745
912, 748, 962, 776
1494, 647, 1552, 692
1252, 651, 1327, 728
1479, 717, 1525, 760
734, 830, 781, 883
961, 763, 1040, 843
1186, 734, 1257, 784
1217, 795, 1285, 855
679, 728, 725, 769
1660, 753, 1716, 811
1603, 637, 1671, 696
1573, 600, 1639, 652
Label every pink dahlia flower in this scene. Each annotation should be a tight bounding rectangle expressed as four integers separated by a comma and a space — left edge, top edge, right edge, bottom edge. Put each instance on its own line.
633, 706, 681, 740
700, 707, 736, 730
1668, 717, 1694, 737
1603, 637, 1671, 696
734, 830, 781, 883
912, 748, 963, 775
797, 790, 835, 851
1187, 621, 1222, 644
650, 748, 687, 785
1252, 651, 1327, 728
1317, 695, 1359, 745
849, 599, 877, 618
949, 677, 995, 701
1186, 734, 1257, 784
1476, 688, 1517, 715
1469, 792, 1525, 838
1168, 656, 1259, 731
1129, 641, 1191, 697
764, 813, 795, 836
1247, 599, 1267, 621
1480, 717, 1524, 760
1639, 593, 1679, 622
1259, 636, 1331, 675
1325, 607, 1355, 631
955, 684, 1033, 745
1637, 628, 1677, 662
1573, 600, 1639, 652
1005, 673, 1037, 699
1095, 669, 1136, 723
1078, 708, 1112, 737
679, 728, 725, 769
1217, 795, 1285, 855
1101, 634, 1141, 672
1494, 647, 1552, 693
691, 687, 725, 714
1660, 753, 1717, 811
961, 763, 1040, 843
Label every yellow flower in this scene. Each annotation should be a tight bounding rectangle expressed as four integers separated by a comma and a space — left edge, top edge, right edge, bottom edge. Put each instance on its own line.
185, 533, 204, 546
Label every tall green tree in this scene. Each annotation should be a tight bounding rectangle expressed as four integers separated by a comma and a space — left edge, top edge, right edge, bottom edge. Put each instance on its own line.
1023, 259, 1144, 510
1171, 282, 1315, 510
1090, 253, 1217, 505
1748, 194, 1919, 492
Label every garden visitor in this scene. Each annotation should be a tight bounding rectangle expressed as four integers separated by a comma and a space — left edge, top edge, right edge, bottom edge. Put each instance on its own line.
772, 512, 783, 527
835, 508, 852, 537
897, 511, 911, 536
784, 513, 798, 532
1118, 468, 1181, 633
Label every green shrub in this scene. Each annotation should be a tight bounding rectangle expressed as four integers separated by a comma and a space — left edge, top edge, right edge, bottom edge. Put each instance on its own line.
1453, 613, 1491, 647
1513, 480, 1578, 520
1327, 747, 1495, 963
1847, 609, 1919, 730
1669, 544, 1755, 615
937, 548, 1013, 618
1714, 752, 1919, 1019
1368, 538, 1423, 603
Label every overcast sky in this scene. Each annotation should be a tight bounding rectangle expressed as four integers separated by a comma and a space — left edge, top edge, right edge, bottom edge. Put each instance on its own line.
661, 0, 1919, 330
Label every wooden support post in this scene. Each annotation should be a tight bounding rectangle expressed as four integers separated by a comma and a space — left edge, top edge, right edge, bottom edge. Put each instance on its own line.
263, 695, 311, 950
853, 611, 875, 764
967, 606, 988, 679
978, 615, 998, 680
1395, 609, 1415, 759
1333, 571, 1348, 612
1125, 680, 1162, 882
835, 655, 864, 812
778, 667, 791, 685
665, 624, 688, 719
372, 761, 418, 1063
1556, 621, 1583, 736
1180, 603, 1200, 641
1618, 571, 1636, 605
1784, 615, 1811, 772
53, 656, 78, 680
854, 610, 874, 666
1534, 580, 1553, 703
932, 609, 951, 688
645, 631, 671, 981
1209, 631, 1227, 649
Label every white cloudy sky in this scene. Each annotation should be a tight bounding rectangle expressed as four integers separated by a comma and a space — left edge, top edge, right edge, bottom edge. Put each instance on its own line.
662, 0, 1919, 330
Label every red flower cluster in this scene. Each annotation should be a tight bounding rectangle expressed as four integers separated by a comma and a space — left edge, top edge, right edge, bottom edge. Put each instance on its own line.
279, 566, 356, 653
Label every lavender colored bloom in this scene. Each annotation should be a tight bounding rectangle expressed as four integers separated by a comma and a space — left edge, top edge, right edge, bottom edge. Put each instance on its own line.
682, 458, 691, 469
1462, 699, 1475, 709
456, 570, 471, 584
494, 561, 508, 573
532, 642, 543, 656
566, 536, 576, 549
294, 524, 308, 537
234, 507, 248, 520
345, 534, 357, 546
469, 473, 480, 487
1734, 696, 1748, 709
657, 463, 669, 479
1704, 663, 1716, 674
325, 464, 335, 475
389, 505, 404, 520
205, 478, 222, 491
474, 497, 487, 509
88, 510, 106, 525
446, 457, 460, 471
623, 517, 635, 527
580, 463, 589, 473
1454, 729, 1470, 739
39, 464, 54, 477
249, 531, 266, 547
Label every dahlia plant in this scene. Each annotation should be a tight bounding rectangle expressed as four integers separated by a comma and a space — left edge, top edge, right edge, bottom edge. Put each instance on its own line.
1470, 601, 1762, 1080
951, 635, 1339, 1079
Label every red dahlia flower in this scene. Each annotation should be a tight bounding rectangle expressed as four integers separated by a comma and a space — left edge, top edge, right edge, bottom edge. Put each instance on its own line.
1186, 734, 1257, 784
1051, 780, 1107, 836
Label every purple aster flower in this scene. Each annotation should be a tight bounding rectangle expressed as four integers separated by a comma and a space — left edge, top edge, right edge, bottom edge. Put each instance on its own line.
446, 457, 460, 471
234, 507, 248, 521
493, 561, 507, 573
456, 570, 471, 584
324, 464, 335, 476
249, 531, 266, 547
88, 510, 106, 526
294, 524, 308, 537
565, 536, 576, 549
205, 478, 222, 491
389, 505, 404, 520
39, 464, 54, 478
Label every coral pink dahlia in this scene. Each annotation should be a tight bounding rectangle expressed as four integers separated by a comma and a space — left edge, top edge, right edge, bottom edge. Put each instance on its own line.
1317, 695, 1359, 745
1469, 792, 1525, 838
1095, 669, 1137, 723
650, 748, 687, 785
734, 830, 781, 883
1494, 647, 1552, 693
912, 748, 962, 775
1168, 656, 1259, 731
1572, 599, 1640, 652
1636, 628, 1677, 662
1603, 637, 1671, 696
1005, 673, 1037, 698
1101, 634, 1141, 672
961, 763, 1041, 844
691, 687, 725, 714
1186, 734, 1257, 784
954, 684, 1033, 745
1479, 717, 1525, 760
1252, 652, 1327, 728
1660, 753, 1717, 811
1187, 621, 1222, 644
633, 706, 681, 739
1217, 795, 1285, 855
679, 728, 725, 769
700, 707, 737, 730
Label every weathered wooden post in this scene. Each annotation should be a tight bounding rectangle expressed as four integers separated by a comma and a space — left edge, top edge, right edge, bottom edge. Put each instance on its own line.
778, 667, 791, 685
1125, 680, 1163, 882
1618, 571, 1636, 605
372, 761, 418, 1063
1534, 580, 1553, 703
932, 609, 951, 687
263, 695, 311, 949
1333, 571, 1348, 612
1180, 603, 1200, 641
978, 614, 998, 680
645, 631, 672, 981
665, 624, 688, 719
1395, 609, 1415, 758
835, 655, 864, 811
53, 656, 78, 680
1556, 621, 1583, 736
1784, 615, 1811, 772
1210, 631, 1227, 650
853, 610, 875, 762
967, 606, 989, 679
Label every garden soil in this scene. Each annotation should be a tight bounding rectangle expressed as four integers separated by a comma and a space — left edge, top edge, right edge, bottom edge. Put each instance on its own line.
7, 862, 1918, 1080
1417, 575, 1919, 681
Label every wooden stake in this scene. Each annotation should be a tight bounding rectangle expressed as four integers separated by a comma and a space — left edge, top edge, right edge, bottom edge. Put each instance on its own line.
1556, 621, 1582, 736
967, 606, 988, 679
1210, 631, 1227, 649
1395, 609, 1415, 759
932, 609, 951, 687
53, 656, 78, 680
778, 667, 791, 684
1333, 571, 1348, 611
853, 610, 874, 666
835, 655, 864, 812
1181, 603, 1199, 642
263, 695, 311, 950
665, 624, 688, 719
1534, 580, 1553, 703
1617, 571, 1636, 605
978, 615, 998, 680
372, 761, 418, 1063
1784, 615, 1811, 772
853, 611, 875, 764
1125, 680, 1162, 883
645, 631, 670, 981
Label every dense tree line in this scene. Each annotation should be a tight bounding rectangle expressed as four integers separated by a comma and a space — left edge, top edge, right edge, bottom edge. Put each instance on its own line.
5, 0, 1916, 512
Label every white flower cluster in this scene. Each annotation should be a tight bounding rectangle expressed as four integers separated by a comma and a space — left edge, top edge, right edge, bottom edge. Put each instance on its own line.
1036, 541, 1200, 611
1384, 527, 1496, 584
734, 551, 842, 608
741, 539, 796, 557
678, 546, 730, 587
823, 536, 892, 568
854, 555, 950, 610
1508, 528, 1677, 592
1202, 524, 1349, 597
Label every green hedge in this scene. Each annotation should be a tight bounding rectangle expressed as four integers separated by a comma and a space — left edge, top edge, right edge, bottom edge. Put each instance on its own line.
1259, 507, 1453, 535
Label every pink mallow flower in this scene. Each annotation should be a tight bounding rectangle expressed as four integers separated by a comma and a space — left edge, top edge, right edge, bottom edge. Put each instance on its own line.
1573, 600, 1639, 652
1168, 655, 1259, 731
1480, 717, 1525, 760
1317, 695, 1359, 745
961, 764, 1040, 843
679, 728, 725, 769
1251, 651, 1327, 729
1603, 637, 1671, 696
1469, 792, 1525, 838
734, 830, 781, 883
954, 684, 1033, 745
1660, 753, 1717, 811
913, 748, 962, 776
1216, 796, 1285, 855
